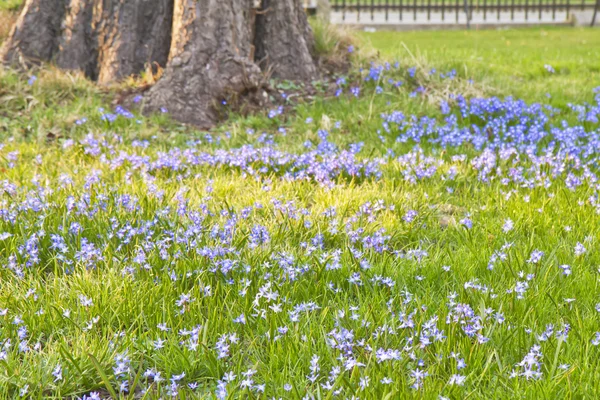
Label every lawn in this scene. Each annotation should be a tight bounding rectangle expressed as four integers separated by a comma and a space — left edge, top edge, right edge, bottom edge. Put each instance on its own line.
329, 0, 599, 5
1, 18, 600, 399
0, 0, 21, 11
359, 27, 600, 104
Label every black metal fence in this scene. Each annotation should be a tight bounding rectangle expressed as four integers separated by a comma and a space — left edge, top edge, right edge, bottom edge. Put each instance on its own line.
330, 0, 599, 26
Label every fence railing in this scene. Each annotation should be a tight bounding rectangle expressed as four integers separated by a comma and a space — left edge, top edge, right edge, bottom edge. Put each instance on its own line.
329, 0, 599, 26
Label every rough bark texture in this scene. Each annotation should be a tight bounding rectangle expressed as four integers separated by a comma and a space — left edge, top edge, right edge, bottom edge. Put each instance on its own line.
2, 0, 319, 127
54, 0, 96, 77
93, 0, 174, 84
0, 0, 66, 65
143, 0, 263, 128
2, 0, 173, 83
255, 0, 318, 81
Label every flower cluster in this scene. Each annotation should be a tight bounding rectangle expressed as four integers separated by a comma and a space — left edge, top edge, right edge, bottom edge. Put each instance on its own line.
0, 60, 599, 399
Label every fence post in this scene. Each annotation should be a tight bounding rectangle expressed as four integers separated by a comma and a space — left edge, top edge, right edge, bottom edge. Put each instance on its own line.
317, 0, 332, 22
592, 0, 599, 26
463, 0, 471, 28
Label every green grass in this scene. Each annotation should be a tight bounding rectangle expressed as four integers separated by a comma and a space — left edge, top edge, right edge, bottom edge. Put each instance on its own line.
359, 27, 600, 105
0, 0, 21, 11
0, 26, 600, 399
330, 0, 598, 5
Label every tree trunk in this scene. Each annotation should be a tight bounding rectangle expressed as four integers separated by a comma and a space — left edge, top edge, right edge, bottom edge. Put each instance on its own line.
143, 0, 263, 128
54, 0, 96, 78
1, 0, 66, 65
2, 0, 173, 83
1, 0, 319, 127
92, 0, 173, 84
255, 0, 318, 81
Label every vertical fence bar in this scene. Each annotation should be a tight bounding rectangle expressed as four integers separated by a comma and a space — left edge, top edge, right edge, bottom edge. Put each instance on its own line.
539, 0, 542, 20
566, 0, 570, 23
470, 0, 474, 21
428, 0, 432, 20
400, 0, 404, 20
442, 0, 446, 20
413, 0, 417, 21
552, 0, 556, 19
385, 0, 389, 21
456, 0, 460, 22
469, 0, 473, 22
525, 0, 529, 20
497, 0, 501, 20
483, 0, 487, 20
463, 0, 471, 27
592, 0, 599, 26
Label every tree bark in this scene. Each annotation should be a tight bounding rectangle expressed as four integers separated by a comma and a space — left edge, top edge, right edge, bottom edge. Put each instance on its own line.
92, 0, 173, 84
0, 0, 67, 65
2, 0, 319, 127
143, 0, 264, 127
255, 0, 318, 81
2, 0, 173, 83
54, 0, 96, 78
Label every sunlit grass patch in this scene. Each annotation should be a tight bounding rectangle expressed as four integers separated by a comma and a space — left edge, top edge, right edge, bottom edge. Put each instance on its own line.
0, 26, 600, 398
